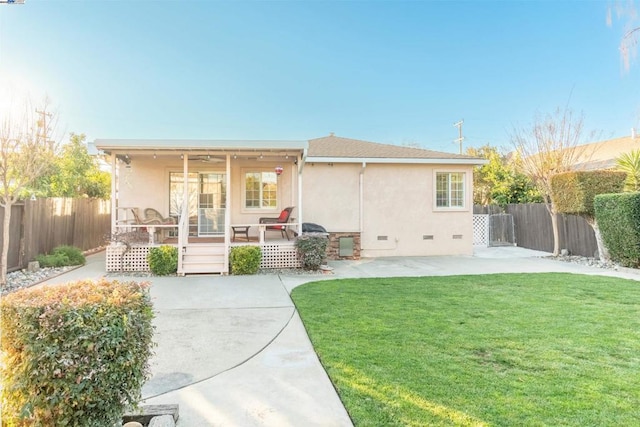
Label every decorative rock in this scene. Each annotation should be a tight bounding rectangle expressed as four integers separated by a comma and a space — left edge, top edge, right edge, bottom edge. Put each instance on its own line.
27, 261, 40, 272
2, 265, 75, 296
560, 249, 569, 257
149, 414, 176, 427
123, 422, 143, 427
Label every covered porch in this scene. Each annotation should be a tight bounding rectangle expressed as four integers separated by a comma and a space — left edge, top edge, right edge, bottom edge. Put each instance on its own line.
95, 139, 308, 274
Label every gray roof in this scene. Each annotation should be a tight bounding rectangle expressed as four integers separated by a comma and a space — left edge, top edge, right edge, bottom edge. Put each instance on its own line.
92, 135, 486, 165
307, 134, 485, 164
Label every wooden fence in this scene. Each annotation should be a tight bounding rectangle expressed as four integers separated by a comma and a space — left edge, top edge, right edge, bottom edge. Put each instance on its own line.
0, 198, 111, 272
475, 204, 598, 257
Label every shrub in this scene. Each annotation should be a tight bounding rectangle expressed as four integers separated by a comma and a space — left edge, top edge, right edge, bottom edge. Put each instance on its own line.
229, 245, 262, 275
36, 245, 86, 268
296, 234, 328, 270
147, 245, 178, 275
551, 170, 626, 218
0, 279, 155, 426
594, 192, 640, 267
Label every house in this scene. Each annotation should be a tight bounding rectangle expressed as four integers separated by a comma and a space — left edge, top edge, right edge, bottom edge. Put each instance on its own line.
573, 134, 640, 170
94, 134, 486, 274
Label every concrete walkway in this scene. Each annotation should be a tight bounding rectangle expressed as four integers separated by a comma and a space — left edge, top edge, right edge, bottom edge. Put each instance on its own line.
39, 247, 640, 426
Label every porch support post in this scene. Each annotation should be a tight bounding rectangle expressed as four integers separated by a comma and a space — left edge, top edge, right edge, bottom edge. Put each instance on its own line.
182, 152, 188, 243
224, 154, 230, 274
225, 154, 231, 243
110, 152, 117, 236
297, 150, 306, 236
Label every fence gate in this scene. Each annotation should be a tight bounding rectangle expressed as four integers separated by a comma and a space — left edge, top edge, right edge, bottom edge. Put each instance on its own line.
489, 213, 516, 246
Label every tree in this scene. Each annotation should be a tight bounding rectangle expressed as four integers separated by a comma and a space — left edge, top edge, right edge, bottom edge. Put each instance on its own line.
510, 107, 591, 256
0, 100, 57, 286
551, 170, 626, 260
466, 145, 542, 206
615, 149, 640, 191
33, 133, 110, 198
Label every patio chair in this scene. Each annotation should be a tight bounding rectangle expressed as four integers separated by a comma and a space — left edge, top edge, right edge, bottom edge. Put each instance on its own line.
144, 208, 177, 225
259, 207, 294, 240
143, 208, 176, 241
130, 208, 161, 226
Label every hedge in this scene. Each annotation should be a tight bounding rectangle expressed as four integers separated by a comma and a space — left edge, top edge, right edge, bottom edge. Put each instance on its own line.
551, 170, 626, 218
229, 245, 262, 275
594, 192, 640, 267
1, 279, 155, 426
147, 245, 178, 275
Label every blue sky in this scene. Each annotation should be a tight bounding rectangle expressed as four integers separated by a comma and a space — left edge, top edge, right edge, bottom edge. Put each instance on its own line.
1, 0, 638, 153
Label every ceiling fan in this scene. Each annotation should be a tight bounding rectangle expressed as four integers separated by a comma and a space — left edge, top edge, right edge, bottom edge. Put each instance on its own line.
188, 155, 224, 163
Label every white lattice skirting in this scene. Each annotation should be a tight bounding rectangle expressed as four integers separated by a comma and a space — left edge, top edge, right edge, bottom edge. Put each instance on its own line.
473, 214, 489, 246
106, 245, 151, 272
106, 242, 301, 272
259, 242, 301, 269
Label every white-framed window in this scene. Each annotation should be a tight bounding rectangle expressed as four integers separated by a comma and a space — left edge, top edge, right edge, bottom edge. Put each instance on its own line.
244, 171, 277, 209
435, 171, 465, 208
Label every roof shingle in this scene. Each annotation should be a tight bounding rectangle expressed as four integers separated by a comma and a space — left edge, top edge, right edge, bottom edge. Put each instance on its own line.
308, 134, 479, 160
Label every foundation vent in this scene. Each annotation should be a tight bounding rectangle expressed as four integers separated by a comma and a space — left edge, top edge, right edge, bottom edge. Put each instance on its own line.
452, 234, 463, 240
423, 235, 434, 240
377, 235, 388, 241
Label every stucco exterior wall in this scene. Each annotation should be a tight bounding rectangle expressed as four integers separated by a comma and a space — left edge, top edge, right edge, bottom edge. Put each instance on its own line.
301, 163, 361, 231
301, 162, 475, 257
117, 158, 172, 218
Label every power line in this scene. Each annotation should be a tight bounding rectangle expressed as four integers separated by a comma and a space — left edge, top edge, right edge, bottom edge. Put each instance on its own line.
453, 119, 464, 154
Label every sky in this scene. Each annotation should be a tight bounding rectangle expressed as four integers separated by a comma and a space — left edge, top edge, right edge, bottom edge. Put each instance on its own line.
0, 0, 639, 154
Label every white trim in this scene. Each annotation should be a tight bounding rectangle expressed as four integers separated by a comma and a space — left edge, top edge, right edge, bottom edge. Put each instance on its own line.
240, 168, 280, 214
95, 139, 308, 151
433, 170, 469, 212
306, 156, 487, 165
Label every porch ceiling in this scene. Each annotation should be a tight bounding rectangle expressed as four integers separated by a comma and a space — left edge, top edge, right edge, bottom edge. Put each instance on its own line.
94, 139, 308, 154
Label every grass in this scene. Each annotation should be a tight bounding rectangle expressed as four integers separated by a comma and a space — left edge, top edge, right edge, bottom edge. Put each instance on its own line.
291, 273, 640, 426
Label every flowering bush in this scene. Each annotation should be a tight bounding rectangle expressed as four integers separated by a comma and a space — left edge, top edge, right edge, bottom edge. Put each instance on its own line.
1, 279, 155, 426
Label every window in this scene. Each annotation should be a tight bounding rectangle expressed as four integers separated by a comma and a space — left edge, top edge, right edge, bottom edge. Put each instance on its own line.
436, 172, 465, 208
244, 171, 277, 209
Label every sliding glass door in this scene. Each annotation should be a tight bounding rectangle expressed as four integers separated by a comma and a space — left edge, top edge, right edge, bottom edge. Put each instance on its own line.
170, 172, 226, 237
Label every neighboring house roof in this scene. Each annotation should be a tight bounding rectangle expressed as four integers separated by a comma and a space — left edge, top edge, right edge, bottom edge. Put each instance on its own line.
573, 135, 640, 170
307, 134, 485, 165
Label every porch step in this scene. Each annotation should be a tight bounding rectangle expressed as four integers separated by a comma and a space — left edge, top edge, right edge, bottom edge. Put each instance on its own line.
181, 244, 227, 274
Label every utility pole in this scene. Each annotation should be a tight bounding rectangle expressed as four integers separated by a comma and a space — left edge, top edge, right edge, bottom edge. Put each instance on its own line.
453, 119, 464, 154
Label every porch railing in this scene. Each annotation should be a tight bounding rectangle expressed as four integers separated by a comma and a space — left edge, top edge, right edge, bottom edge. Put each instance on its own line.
229, 222, 300, 243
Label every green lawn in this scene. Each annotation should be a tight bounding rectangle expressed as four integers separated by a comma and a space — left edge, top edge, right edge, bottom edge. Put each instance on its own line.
291, 273, 640, 426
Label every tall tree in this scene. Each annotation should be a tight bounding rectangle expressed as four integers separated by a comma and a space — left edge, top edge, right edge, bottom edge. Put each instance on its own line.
510, 107, 591, 256
467, 145, 541, 206
33, 133, 110, 198
0, 100, 57, 286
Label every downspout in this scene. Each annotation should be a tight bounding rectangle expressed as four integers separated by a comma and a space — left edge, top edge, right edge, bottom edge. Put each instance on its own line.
359, 161, 366, 232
